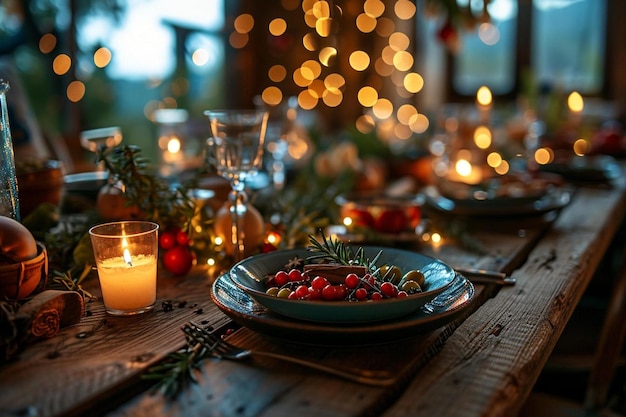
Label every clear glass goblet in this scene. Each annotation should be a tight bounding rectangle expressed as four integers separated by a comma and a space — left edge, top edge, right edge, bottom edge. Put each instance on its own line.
204, 110, 268, 262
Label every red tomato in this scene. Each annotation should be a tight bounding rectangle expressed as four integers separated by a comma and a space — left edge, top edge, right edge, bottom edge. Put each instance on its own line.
163, 246, 194, 276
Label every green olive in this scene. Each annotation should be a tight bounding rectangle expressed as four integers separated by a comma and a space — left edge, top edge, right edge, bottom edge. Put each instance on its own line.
266, 287, 280, 296
401, 279, 422, 294
379, 264, 403, 284
277, 288, 292, 298
401, 269, 425, 287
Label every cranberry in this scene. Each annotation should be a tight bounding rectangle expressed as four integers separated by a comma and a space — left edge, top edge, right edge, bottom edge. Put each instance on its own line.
274, 270, 289, 287
345, 273, 360, 289
308, 287, 322, 300
335, 284, 348, 300
288, 269, 303, 282
294, 284, 310, 299
321, 284, 338, 301
354, 287, 368, 301
370, 291, 383, 301
380, 281, 398, 298
311, 276, 329, 290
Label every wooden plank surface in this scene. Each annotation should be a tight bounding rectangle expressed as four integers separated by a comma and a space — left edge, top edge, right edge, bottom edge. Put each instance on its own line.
1, 178, 623, 417
0, 272, 231, 417
102, 224, 556, 416
381, 184, 626, 417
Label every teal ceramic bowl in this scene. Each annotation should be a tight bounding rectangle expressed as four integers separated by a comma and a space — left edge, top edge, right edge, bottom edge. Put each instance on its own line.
228, 247, 456, 324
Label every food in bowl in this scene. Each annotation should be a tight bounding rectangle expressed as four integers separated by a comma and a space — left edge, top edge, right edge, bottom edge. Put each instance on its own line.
335, 192, 423, 234
228, 235, 456, 323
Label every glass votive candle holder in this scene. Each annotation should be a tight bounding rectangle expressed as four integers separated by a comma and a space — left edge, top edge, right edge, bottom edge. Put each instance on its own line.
89, 221, 159, 316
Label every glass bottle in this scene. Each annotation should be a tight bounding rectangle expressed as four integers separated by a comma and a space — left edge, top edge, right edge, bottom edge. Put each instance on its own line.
0, 80, 20, 221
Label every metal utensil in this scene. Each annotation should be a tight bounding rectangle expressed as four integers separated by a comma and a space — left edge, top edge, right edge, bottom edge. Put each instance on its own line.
454, 267, 516, 286
185, 322, 397, 387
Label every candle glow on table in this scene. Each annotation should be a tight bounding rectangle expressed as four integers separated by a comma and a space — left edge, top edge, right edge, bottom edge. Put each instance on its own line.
97, 253, 157, 312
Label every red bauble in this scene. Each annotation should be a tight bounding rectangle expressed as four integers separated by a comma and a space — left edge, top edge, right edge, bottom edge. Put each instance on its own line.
163, 246, 194, 276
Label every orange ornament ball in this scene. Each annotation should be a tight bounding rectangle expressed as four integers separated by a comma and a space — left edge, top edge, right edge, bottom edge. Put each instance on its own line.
213, 202, 265, 258
96, 182, 142, 221
0, 216, 44, 299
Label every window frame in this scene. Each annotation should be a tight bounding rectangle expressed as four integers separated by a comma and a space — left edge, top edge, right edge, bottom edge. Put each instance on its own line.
445, 0, 611, 103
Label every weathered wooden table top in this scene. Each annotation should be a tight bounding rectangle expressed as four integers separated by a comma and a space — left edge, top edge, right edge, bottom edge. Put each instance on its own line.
1, 174, 624, 417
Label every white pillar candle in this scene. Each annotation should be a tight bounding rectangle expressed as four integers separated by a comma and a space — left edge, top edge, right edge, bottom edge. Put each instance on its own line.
97, 254, 157, 311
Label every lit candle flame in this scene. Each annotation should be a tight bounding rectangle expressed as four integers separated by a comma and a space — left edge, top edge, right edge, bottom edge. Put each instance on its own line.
122, 238, 133, 266
167, 137, 181, 153
476, 86, 492, 107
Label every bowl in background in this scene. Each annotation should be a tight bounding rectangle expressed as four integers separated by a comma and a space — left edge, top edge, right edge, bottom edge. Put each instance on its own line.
336, 192, 424, 234
16, 159, 65, 218
0, 242, 48, 300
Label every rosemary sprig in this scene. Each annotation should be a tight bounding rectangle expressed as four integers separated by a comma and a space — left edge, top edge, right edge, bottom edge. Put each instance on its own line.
143, 323, 218, 399
306, 231, 382, 273
47, 268, 95, 301
96, 145, 196, 231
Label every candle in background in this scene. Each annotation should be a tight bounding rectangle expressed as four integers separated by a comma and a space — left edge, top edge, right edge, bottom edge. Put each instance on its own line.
89, 221, 159, 316
476, 85, 493, 124
567, 91, 584, 127
154, 108, 189, 178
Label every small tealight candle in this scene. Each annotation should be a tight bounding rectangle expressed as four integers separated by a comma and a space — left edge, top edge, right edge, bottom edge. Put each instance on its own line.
89, 221, 159, 316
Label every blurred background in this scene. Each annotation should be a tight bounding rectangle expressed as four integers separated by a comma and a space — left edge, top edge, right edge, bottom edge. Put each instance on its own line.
1, 0, 624, 174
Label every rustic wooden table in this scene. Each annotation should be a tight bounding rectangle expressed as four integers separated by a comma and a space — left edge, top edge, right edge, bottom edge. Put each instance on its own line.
1, 172, 624, 417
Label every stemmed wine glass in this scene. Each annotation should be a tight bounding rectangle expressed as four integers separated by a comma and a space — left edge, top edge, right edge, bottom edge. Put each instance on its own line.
204, 110, 268, 262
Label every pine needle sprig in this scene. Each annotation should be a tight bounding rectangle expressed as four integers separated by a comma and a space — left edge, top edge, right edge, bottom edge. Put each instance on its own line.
143, 323, 218, 399
306, 230, 382, 272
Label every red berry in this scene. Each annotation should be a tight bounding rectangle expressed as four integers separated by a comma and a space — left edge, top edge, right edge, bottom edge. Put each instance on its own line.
354, 287, 368, 301
294, 285, 309, 299
308, 287, 322, 300
380, 281, 398, 298
345, 273, 360, 289
274, 270, 289, 286
288, 291, 298, 299
370, 291, 383, 300
397, 291, 408, 298
288, 269, 303, 282
335, 284, 347, 300
311, 276, 329, 290
163, 246, 194, 276
321, 284, 338, 301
